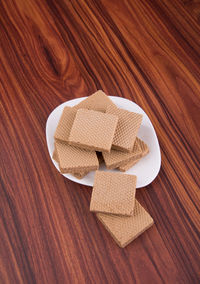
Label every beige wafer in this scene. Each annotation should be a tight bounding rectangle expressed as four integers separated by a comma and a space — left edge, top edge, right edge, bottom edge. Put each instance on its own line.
119, 138, 149, 172
54, 107, 77, 142
55, 140, 99, 173
53, 148, 58, 162
119, 158, 140, 172
102, 138, 142, 170
73, 90, 116, 112
96, 200, 154, 248
52, 148, 89, 179
69, 109, 118, 152
90, 171, 136, 216
106, 105, 143, 152
73, 171, 89, 179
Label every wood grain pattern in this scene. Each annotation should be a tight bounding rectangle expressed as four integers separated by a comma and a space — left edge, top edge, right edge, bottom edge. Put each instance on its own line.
0, 0, 200, 283
180, 0, 200, 23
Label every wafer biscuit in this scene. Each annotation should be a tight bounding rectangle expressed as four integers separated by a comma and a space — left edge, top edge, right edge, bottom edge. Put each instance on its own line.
69, 109, 118, 152
106, 105, 143, 152
73, 90, 116, 112
55, 140, 99, 173
119, 158, 140, 172
53, 148, 89, 178
90, 171, 136, 216
96, 200, 154, 248
119, 138, 149, 171
54, 107, 77, 142
53, 149, 58, 162
102, 138, 142, 169
73, 171, 89, 179
138, 138, 149, 156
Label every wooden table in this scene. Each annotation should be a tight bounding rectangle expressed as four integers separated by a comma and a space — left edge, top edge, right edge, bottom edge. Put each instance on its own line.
1, 0, 200, 283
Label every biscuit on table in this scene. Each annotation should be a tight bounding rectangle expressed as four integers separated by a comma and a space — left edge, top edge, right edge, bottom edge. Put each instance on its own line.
53, 148, 90, 179
96, 200, 154, 248
54, 107, 77, 143
119, 138, 149, 172
106, 105, 143, 152
90, 171, 137, 216
73, 90, 116, 112
102, 138, 142, 170
69, 109, 118, 152
55, 140, 99, 173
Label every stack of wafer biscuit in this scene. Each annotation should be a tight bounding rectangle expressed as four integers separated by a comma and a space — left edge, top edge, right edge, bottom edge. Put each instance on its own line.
53, 90, 153, 247
53, 90, 149, 176
90, 171, 154, 247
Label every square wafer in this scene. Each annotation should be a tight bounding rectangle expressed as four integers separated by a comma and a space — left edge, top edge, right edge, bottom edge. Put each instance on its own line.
69, 109, 118, 152
96, 200, 154, 248
55, 140, 99, 173
73, 90, 116, 112
119, 138, 149, 171
53, 148, 89, 179
106, 105, 143, 152
102, 138, 142, 169
90, 171, 136, 216
54, 107, 77, 142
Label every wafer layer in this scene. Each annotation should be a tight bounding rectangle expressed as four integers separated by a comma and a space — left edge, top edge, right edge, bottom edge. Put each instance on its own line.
119, 158, 140, 172
54, 107, 77, 142
73, 171, 89, 179
73, 90, 116, 112
53, 148, 89, 178
69, 109, 118, 152
138, 138, 149, 156
102, 138, 142, 169
90, 171, 136, 216
106, 105, 143, 152
96, 200, 154, 248
53, 149, 59, 162
119, 138, 149, 171
55, 140, 99, 173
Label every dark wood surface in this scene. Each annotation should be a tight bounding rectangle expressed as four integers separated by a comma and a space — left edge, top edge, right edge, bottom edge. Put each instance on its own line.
1, 0, 200, 283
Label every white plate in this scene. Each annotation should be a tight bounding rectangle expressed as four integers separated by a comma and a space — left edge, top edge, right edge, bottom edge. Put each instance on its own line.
46, 96, 161, 188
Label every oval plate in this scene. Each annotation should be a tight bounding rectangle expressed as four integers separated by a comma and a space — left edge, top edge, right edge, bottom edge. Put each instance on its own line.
46, 96, 161, 188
